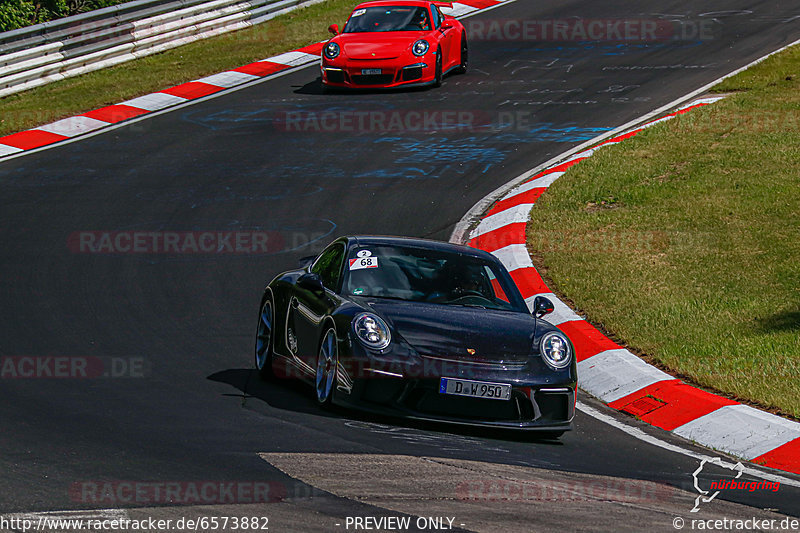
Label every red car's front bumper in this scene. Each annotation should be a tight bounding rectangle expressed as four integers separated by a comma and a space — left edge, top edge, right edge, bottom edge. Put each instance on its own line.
321, 57, 435, 89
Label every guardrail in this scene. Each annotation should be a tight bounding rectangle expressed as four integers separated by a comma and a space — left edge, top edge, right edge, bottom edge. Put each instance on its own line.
0, 0, 323, 99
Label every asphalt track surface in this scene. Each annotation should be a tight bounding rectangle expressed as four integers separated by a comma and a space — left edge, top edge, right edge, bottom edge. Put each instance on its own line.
1, 0, 800, 531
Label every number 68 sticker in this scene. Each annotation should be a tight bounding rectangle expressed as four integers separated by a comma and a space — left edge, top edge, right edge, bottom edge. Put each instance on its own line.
349, 256, 379, 270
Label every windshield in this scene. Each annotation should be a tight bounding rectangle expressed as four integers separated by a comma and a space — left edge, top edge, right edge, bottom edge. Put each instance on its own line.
342, 244, 528, 312
343, 6, 431, 33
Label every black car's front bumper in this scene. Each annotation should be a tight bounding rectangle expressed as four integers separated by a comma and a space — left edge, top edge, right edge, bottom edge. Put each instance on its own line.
333, 354, 576, 431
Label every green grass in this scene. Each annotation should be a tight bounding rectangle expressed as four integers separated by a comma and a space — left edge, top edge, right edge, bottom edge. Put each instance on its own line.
527, 45, 800, 418
0, 0, 361, 137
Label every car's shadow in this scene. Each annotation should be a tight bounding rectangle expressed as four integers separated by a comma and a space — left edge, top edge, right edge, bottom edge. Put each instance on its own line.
293, 77, 433, 96
208, 368, 565, 446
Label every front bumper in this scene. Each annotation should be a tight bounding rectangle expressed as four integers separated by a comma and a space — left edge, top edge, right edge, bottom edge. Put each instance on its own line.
321, 57, 435, 89
334, 353, 577, 431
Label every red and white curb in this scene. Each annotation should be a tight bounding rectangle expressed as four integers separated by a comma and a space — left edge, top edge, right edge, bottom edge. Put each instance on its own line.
463, 96, 800, 475
0, 0, 507, 160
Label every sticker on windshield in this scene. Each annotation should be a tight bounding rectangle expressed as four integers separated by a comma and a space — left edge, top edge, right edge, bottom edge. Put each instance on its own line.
356, 250, 372, 258
349, 256, 378, 270
352, 8, 366, 16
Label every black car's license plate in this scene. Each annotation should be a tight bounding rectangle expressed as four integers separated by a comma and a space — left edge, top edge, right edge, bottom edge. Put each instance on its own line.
361, 68, 382, 75
439, 377, 511, 400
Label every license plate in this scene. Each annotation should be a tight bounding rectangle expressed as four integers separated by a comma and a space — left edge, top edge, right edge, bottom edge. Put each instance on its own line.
361, 68, 382, 75
439, 377, 511, 401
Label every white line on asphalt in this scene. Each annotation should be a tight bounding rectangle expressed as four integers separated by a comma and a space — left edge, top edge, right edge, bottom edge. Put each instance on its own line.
576, 401, 800, 488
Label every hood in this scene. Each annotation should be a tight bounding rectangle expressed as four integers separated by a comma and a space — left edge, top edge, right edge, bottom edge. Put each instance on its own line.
364, 299, 536, 363
335, 33, 419, 60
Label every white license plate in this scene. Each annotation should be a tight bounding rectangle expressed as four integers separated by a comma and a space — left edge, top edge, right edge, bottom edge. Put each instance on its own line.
361, 68, 382, 75
439, 377, 511, 401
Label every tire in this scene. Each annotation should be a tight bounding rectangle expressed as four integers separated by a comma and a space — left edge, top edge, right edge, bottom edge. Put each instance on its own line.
455, 31, 468, 74
254, 298, 275, 380
315, 327, 338, 405
433, 48, 443, 88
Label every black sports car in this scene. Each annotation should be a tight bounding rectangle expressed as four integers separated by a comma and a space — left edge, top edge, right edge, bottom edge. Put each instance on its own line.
254, 236, 577, 435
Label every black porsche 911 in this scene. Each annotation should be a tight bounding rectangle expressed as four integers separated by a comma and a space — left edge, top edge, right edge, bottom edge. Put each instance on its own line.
254, 235, 577, 435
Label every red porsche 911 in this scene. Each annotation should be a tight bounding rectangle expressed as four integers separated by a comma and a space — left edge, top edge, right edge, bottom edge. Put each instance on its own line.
321, 0, 468, 90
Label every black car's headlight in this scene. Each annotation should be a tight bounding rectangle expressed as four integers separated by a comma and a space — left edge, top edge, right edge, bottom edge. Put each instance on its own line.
540, 331, 572, 369
353, 313, 391, 350
412, 39, 429, 56
324, 42, 340, 59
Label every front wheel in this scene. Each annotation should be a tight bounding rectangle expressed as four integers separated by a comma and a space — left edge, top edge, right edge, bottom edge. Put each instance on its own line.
432, 48, 443, 88
455, 31, 468, 74
315, 328, 338, 405
255, 298, 275, 380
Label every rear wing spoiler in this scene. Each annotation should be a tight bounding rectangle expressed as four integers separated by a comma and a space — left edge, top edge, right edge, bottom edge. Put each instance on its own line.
431, 1, 453, 8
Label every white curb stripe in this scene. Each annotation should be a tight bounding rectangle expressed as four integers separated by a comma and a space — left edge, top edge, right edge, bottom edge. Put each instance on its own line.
36, 116, 110, 137
265, 51, 318, 66
470, 203, 533, 239
673, 404, 800, 460
441, 2, 478, 17
520, 171, 564, 190
577, 348, 674, 403
0, 145, 24, 156
525, 294, 582, 325
504, 172, 560, 198
490, 243, 533, 271
195, 70, 259, 87
123, 92, 188, 111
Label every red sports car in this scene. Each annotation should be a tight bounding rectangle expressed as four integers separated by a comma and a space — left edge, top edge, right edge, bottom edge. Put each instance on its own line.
321, 0, 468, 89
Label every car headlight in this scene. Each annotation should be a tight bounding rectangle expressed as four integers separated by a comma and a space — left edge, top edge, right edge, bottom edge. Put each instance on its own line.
412, 39, 429, 56
540, 331, 572, 369
324, 42, 340, 59
353, 313, 391, 350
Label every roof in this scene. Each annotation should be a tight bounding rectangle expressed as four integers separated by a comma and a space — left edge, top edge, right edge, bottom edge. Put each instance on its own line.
345, 235, 497, 260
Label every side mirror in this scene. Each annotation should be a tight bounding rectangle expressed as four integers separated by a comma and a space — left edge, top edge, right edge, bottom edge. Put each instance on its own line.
297, 272, 325, 294
441, 21, 454, 30
328, 24, 339, 35
533, 296, 554, 318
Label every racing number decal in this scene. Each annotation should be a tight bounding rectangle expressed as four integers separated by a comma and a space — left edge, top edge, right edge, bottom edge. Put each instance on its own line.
349, 256, 378, 270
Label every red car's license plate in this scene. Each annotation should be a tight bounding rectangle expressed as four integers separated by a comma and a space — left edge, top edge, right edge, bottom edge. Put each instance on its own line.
361, 68, 382, 75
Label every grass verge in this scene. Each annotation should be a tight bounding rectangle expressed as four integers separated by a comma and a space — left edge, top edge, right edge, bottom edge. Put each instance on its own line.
0, 0, 362, 137
527, 44, 800, 419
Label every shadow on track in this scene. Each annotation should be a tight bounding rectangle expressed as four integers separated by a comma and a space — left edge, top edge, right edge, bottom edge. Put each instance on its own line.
208, 368, 567, 446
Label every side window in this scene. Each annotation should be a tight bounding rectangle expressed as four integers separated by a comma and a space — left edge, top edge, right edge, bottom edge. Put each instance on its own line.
431, 7, 441, 28
311, 243, 345, 291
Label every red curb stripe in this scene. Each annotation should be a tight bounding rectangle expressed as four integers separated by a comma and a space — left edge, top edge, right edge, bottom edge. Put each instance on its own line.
486, 187, 546, 217
600, 129, 641, 145
0, 130, 69, 150
468, 223, 526, 253
297, 42, 324, 55
234, 61, 288, 77
82, 105, 150, 124
752, 439, 800, 475
609, 380, 739, 431
510, 267, 550, 298
523, 158, 588, 183
458, 0, 500, 9
161, 82, 223, 99
557, 320, 621, 362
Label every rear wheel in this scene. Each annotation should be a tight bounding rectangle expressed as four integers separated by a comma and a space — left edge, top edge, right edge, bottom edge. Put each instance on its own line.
255, 298, 274, 380
315, 328, 338, 405
455, 31, 468, 74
